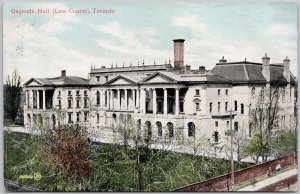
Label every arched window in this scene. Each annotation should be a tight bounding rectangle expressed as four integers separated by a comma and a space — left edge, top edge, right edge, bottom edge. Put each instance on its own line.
51, 114, 56, 129
144, 121, 152, 142
251, 87, 255, 96
27, 114, 31, 124
96, 91, 100, 105
167, 122, 174, 138
156, 121, 162, 137
188, 122, 195, 137
241, 103, 244, 114
112, 113, 117, 123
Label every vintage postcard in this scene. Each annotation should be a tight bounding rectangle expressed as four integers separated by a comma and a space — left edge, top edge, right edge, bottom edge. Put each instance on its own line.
3, 1, 298, 192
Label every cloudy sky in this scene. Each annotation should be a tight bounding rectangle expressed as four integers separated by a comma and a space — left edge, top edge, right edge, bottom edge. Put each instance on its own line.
3, 1, 297, 83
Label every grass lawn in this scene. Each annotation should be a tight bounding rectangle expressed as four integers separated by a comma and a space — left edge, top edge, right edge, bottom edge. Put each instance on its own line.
4, 131, 252, 191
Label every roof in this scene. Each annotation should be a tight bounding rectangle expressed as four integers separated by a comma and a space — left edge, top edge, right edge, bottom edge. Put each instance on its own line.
210, 62, 295, 84
24, 76, 89, 87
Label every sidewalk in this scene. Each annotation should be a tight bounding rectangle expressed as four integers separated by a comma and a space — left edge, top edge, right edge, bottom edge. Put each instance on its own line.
237, 168, 297, 191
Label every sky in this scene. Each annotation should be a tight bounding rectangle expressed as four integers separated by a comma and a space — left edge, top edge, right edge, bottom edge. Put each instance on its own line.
3, 1, 298, 83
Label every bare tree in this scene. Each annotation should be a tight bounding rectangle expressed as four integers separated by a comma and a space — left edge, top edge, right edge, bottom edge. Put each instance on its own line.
242, 86, 282, 163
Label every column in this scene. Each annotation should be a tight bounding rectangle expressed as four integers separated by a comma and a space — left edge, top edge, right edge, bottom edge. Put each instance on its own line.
43, 90, 46, 110
141, 89, 146, 114
125, 89, 128, 109
133, 89, 136, 108
106, 90, 109, 108
164, 88, 168, 115
36, 90, 40, 109
117, 89, 121, 109
175, 88, 179, 115
30, 90, 33, 108
110, 90, 113, 109
137, 89, 140, 108
153, 89, 157, 114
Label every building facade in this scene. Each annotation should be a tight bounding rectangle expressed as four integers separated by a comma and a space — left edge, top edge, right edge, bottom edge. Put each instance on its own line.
23, 39, 296, 147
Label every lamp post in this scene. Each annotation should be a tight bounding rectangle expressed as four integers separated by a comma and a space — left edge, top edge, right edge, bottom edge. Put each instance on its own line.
225, 109, 235, 191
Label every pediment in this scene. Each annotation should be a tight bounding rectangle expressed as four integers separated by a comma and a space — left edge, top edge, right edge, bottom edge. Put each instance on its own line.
143, 74, 176, 83
24, 79, 43, 86
105, 76, 136, 85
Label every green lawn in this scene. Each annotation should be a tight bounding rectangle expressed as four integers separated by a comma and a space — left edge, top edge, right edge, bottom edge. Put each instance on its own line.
4, 131, 252, 191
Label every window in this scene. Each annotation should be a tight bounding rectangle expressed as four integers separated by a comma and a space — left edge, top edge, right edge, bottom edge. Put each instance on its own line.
68, 113, 72, 123
282, 89, 286, 102
58, 100, 61, 109
215, 121, 218, 127
84, 98, 88, 108
251, 87, 255, 96
58, 91, 61, 96
104, 76, 109, 81
234, 122, 238, 131
234, 101, 237, 111
249, 123, 253, 137
167, 122, 174, 138
195, 89, 200, 96
225, 89, 228, 95
241, 103, 244, 114
196, 102, 200, 110
76, 90, 80, 96
84, 112, 88, 122
84, 90, 87, 96
226, 121, 230, 128
213, 131, 219, 143
225, 102, 228, 112
96, 91, 100, 105
188, 122, 195, 137
261, 88, 265, 100
218, 102, 220, 112
156, 122, 162, 137
68, 99, 72, 108
76, 99, 80, 108
96, 76, 100, 82
210, 103, 213, 113
97, 114, 99, 123
68, 91, 71, 96
218, 89, 221, 96
76, 112, 80, 122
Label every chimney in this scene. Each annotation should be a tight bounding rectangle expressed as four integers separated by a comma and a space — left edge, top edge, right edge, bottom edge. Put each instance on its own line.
61, 70, 66, 77
185, 64, 191, 74
262, 53, 270, 82
283, 56, 290, 83
219, 56, 227, 63
199, 66, 206, 74
173, 39, 185, 69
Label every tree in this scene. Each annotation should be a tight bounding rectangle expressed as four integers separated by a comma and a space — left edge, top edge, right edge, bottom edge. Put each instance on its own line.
242, 86, 281, 163
4, 69, 22, 123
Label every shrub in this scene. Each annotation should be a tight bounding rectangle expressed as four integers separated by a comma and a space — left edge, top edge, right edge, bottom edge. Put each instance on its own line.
41, 125, 92, 179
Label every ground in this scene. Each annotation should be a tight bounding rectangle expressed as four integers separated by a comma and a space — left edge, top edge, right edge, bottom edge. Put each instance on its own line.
4, 131, 251, 191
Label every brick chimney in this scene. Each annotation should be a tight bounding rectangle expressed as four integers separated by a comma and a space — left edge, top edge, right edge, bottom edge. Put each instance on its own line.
198, 66, 206, 74
61, 70, 66, 77
262, 53, 270, 82
283, 56, 290, 83
173, 39, 185, 69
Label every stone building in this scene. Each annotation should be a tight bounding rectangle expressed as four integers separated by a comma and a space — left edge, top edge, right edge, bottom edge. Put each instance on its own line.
23, 39, 296, 147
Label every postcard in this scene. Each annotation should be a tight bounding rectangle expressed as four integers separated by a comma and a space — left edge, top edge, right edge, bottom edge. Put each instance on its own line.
3, 1, 298, 192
